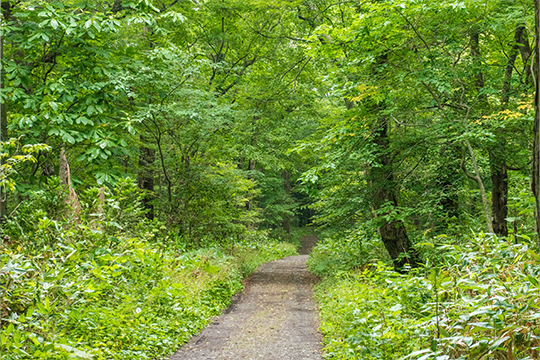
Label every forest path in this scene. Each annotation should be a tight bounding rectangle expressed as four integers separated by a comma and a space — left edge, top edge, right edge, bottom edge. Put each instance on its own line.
169, 235, 322, 360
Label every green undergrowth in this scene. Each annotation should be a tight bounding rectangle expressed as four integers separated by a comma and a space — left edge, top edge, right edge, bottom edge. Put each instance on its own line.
310, 233, 540, 360
0, 177, 297, 359
0, 229, 296, 359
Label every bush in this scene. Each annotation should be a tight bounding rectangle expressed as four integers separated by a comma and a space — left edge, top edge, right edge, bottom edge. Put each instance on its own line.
307, 228, 389, 276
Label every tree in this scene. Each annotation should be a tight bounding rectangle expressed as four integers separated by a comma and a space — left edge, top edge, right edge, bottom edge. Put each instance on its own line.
534, 0, 540, 240
298, 0, 535, 271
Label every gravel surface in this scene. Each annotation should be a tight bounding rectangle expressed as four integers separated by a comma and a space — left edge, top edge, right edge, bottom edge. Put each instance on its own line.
169, 235, 322, 360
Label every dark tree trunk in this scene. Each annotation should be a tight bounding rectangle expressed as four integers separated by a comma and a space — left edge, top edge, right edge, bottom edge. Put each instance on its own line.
534, 0, 540, 240
435, 148, 460, 233
246, 118, 257, 212
515, 26, 533, 87
489, 25, 523, 237
364, 54, 419, 271
490, 156, 508, 236
471, 30, 511, 236
246, 158, 255, 211
138, 138, 155, 220
501, 26, 524, 106
283, 170, 291, 234
371, 116, 419, 271
470, 32, 486, 102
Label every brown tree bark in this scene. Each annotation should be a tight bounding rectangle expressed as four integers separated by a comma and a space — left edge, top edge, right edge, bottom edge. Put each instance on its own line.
468, 32, 495, 233
462, 141, 494, 234
470, 32, 486, 102
489, 155, 508, 236
246, 117, 258, 212
435, 146, 460, 232
364, 53, 419, 271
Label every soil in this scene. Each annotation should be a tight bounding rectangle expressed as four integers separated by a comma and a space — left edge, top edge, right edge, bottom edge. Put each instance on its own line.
169, 235, 322, 360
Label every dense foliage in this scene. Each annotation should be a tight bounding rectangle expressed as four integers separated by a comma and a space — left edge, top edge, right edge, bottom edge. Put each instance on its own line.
1, 0, 321, 240
311, 234, 540, 360
2, 0, 540, 359
0, 181, 296, 359
299, 0, 540, 359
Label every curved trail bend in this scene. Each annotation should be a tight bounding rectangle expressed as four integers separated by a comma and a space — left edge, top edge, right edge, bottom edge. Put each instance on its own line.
170, 235, 322, 360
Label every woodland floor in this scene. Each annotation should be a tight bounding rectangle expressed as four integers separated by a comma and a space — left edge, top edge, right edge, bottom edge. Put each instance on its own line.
169, 235, 323, 360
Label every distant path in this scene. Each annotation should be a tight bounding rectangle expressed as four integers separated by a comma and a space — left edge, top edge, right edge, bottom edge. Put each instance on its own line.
169, 235, 322, 360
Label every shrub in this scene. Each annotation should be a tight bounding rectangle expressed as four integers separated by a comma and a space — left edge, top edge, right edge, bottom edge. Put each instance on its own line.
312, 233, 540, 360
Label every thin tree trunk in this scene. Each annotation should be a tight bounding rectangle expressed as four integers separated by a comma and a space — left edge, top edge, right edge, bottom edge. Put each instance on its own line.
283, 170, 291, 234
435, 145, 460, 232
462, 141, 494, 233
0, 3, 9, 221
490, 153, 508, 236
471, 32, 487, 105
533, 0, 540, 243
516, 26, 533, 87
246, 116, 258, 212
471, 31, 501, 235
246, 158, 255, 212
138, 137, 155, 220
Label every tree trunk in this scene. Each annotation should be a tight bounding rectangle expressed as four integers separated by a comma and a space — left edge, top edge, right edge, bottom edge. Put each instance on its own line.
371, 116, 419, 271
516, 25, 533, 87
0, 3, 9, 221
365, 53, 418, 271
471, 31, 504, 235
488, 26, 523, 237
534, 0, 540, 242
489, 153, 508, 236
246, 158, 255, 212
470, 32, 487, 104
246, 118, 258, 212
435, 147, 460, 233
462, 141, 494, 234
283, 170, 291, 234
138, 137, 155, 220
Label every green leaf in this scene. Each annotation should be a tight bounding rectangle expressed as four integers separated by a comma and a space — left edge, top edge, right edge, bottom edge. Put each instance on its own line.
489, 336, 510, 351
527, 275, 538, 287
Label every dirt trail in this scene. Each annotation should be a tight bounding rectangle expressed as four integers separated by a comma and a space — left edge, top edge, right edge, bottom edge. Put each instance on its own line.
169, 235, 322, 360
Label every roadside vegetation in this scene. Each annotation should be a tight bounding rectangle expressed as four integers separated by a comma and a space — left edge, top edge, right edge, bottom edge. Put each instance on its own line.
310, 231, 540, 359
0, 181, 296, 359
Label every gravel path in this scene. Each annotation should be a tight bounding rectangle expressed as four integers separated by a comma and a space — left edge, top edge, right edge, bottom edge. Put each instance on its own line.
169, 235, 322, 360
